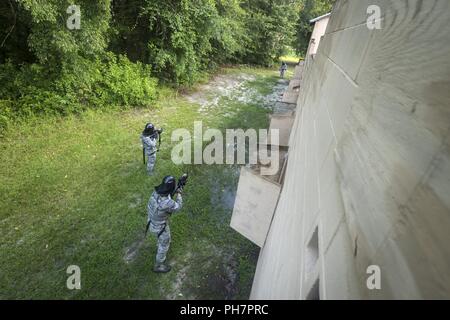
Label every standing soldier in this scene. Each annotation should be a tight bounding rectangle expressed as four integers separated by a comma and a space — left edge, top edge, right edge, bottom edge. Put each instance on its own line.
140, 123, 161, 175
280, 62, 288, 78
146, 176, 183, 273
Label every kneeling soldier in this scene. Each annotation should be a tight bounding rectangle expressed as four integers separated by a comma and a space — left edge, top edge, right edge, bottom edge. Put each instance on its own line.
147, 176, 183, 273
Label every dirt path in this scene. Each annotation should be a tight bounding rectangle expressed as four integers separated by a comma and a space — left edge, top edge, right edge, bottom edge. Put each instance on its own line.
187, 72, 292, 114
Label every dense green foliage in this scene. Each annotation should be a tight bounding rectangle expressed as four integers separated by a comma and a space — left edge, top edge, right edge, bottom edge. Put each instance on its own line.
0, 0, 307, 127
0, 54, 157, 130
0, 0, 157, 130
109, 0, 301, 83
109, 0, 246, 84
240, 0, 301, 66
293, 0, 335, 55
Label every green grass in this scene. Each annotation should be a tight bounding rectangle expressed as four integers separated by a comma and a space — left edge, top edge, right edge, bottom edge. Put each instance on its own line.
0, 66, 282, 299
279, 55, 303, 66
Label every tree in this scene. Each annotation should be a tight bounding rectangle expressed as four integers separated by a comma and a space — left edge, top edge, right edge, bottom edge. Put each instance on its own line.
17, 0, 111, 67
240, 0, 302, 66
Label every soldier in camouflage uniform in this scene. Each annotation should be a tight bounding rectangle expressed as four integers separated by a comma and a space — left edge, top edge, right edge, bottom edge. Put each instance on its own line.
147, 176, 183, 273
280, 62, 288, 78
140, 123, 160, 175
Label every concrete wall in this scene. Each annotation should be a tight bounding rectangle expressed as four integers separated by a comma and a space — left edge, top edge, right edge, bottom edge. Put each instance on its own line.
250, 0, 450, 299
307, 16, 330, 56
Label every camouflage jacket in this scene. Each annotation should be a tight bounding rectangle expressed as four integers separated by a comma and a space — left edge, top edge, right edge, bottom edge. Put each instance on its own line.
141, 134, 157, 155
147, 191, 183, 227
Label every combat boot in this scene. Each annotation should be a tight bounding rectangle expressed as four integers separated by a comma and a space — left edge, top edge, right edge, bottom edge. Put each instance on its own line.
153, 262, 171, 273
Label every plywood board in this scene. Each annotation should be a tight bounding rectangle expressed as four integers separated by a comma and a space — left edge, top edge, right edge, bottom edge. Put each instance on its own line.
282, 79, 301, 104
230, 167, 281, 247
287, 79, 301, 91
261, 115, 295, 147
248, 148, 289, 184
281, 91, 299, 104
293, 64, 304, 80
273, 102, 296, 116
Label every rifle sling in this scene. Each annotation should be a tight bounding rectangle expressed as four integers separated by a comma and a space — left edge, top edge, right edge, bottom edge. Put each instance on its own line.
144, 220, 151, 236
157, 223, 167, 238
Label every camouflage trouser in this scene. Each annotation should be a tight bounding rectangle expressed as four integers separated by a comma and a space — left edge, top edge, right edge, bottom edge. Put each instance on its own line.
149, 224, 171, 263
146, 152, 156, 175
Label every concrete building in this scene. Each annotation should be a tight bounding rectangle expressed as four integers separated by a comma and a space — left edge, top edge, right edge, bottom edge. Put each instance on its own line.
307, 13, 331, 56
232, 0, 450, 299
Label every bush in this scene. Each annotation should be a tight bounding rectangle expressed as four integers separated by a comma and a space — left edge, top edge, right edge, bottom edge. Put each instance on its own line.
56, 53, 158, 109
100, 54, 158, 107
0, 54, 158, 126
0, 100, 14, 131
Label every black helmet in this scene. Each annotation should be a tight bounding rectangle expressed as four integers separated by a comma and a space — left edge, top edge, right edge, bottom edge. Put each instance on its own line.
155, 175, 176, 196
143, 123, 155, 136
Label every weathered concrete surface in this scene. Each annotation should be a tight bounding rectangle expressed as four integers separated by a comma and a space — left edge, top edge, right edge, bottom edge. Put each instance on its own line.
251, 0, 450, 299
262, 115, 295, 147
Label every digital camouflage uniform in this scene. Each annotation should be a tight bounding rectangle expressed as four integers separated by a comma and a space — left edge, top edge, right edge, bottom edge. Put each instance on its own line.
280, 63, 287, 78
147, 191, 183, 264
141, 134, 158, 175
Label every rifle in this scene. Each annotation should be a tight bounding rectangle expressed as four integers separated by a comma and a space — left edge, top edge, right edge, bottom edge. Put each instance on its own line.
157, 129, 162, 150
144, 220, 151, 237
172, 173, 188, 197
